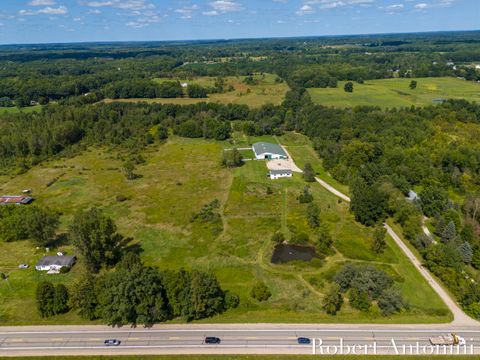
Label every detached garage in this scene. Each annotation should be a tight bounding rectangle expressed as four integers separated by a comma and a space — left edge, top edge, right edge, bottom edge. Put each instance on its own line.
252, 142, 288, 160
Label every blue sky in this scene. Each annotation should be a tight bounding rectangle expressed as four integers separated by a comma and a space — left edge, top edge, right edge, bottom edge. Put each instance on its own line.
0, 0, 478, 45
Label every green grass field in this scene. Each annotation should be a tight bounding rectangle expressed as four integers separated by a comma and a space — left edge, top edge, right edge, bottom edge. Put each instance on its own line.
0, 105, 42, 114
0, 132, 449, 325
104, 74, 289, 108
308, 77, 480, 108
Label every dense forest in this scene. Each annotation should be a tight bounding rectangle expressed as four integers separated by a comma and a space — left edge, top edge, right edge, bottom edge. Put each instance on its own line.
1, 31, 480, 323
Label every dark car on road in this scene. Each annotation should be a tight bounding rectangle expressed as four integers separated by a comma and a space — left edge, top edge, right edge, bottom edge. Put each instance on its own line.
297, 337, 311, 344
104, 339, 121, 346
204, 336, 221, 344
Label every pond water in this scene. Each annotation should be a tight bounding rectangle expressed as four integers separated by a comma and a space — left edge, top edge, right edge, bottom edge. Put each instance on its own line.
271, 244, 319, 264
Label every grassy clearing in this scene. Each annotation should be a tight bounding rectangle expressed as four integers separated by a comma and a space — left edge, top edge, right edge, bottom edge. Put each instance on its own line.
308, 77, 480, 108
0, 132, 449, 324
104, 74, 289, 108
0, 105, 42, 114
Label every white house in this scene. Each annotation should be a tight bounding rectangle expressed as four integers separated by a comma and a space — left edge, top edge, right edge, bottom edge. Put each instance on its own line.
268, 169, 292, 180
35, 256, 76, 272
252, 142, 288, 160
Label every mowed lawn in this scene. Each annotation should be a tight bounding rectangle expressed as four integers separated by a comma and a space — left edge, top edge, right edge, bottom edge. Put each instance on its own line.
0, 133, 449, 324
308, 77, 480, 108
104, 73, 289, 108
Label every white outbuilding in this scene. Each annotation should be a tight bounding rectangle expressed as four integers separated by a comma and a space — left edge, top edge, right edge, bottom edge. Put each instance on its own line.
268, 169, 292, 180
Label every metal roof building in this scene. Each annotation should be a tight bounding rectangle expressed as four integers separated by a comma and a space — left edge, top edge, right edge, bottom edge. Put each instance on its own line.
0, 195, 34, 205
36, 256, 76, 271
252, 142, 288, 160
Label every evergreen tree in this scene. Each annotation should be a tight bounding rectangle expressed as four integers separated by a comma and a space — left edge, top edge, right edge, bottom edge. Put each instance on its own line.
307, 203, 320, 228
441, 221, 457, 243
344, 82, 354, 93
458, 242, 473, 264
317, 224, 333, 255
371, 226, 387, 254
303, 162, 315, 182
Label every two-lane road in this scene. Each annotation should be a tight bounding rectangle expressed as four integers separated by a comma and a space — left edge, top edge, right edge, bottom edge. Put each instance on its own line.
1, 325, 480, 356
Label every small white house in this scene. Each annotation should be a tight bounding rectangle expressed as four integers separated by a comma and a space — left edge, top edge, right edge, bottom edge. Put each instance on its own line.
268, 169, 292, 180
252, 142, 288, 160
35, 256, 76, 272
181, 82, 189, 88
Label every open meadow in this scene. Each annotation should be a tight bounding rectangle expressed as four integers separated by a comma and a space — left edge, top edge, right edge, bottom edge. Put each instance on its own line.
0, 132, 450, 325
308, 77, 480, 108
103, 73, 289, 108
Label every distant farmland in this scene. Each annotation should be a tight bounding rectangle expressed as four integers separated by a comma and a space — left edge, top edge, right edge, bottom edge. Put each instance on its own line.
308, 77, 480, 108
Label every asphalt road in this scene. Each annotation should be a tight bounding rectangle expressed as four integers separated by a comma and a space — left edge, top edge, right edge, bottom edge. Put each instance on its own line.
1, 325, 480, 356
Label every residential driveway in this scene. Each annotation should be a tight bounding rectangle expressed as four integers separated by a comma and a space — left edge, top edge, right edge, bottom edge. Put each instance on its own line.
282, 143, 478, 326
266, 145, 302, 173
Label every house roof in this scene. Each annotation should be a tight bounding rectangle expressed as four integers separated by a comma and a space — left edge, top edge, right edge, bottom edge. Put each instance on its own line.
0, 195, 34, 205
36, 256, 76, 267
270, 169, 292, 175
252, 142, 287, 157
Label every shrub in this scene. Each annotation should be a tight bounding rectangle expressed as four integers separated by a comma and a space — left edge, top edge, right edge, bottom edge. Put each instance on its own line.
225, 291, 240, 309
251, 281, 271, 301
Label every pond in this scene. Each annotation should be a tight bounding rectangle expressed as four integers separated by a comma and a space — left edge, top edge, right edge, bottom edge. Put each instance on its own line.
271, 244, 319, 264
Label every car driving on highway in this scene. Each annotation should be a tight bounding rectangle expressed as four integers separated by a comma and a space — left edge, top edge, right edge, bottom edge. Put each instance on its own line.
297, 337, 311, 344
104, 339, 121, 346
204, 336, 221, 344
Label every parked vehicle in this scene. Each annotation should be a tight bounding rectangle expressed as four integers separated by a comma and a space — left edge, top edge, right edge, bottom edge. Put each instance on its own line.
18, 264, 29, 269
429, 333, 465, 346
104, 339, 121, 346
204, 336, 221, 344
297, 337, 311, 344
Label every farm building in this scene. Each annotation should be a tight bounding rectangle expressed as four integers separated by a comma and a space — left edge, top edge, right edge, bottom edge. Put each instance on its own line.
252, 142, 288, 160
0, 195, 34, 205
36, 256, 76, 273
268, 169, 292, 180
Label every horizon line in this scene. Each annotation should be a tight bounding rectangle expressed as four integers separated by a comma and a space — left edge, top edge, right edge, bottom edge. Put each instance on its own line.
1, 28, 479, 48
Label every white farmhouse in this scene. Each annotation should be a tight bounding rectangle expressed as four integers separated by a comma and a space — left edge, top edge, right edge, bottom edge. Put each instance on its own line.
35, 256, 76, 272
252, 142, 288, 160
268, 169, 292, 180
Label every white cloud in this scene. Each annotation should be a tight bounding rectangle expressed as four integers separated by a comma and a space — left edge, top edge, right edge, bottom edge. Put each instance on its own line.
87, 9, 102, 14
175, 4, 199, 19
414, 3, 428, 9
202, 10, 219, 16
209, 1, 243, 13
383, 3, 404, 13
296, 0, 373, 15
86, 0, 154, 10
18, 6, 68, 16
28, 0, 56, 6
296, 4, 314, 15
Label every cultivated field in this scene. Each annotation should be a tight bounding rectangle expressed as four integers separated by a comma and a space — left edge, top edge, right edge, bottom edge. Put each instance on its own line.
103, 73, 289, 107
0, 132, 449, 325
308, 77, 480, 108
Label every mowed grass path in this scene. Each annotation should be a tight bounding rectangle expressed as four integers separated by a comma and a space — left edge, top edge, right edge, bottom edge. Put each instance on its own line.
308, 77, 480, 108
104, 74, 289, 108
0, 133, 449, 324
